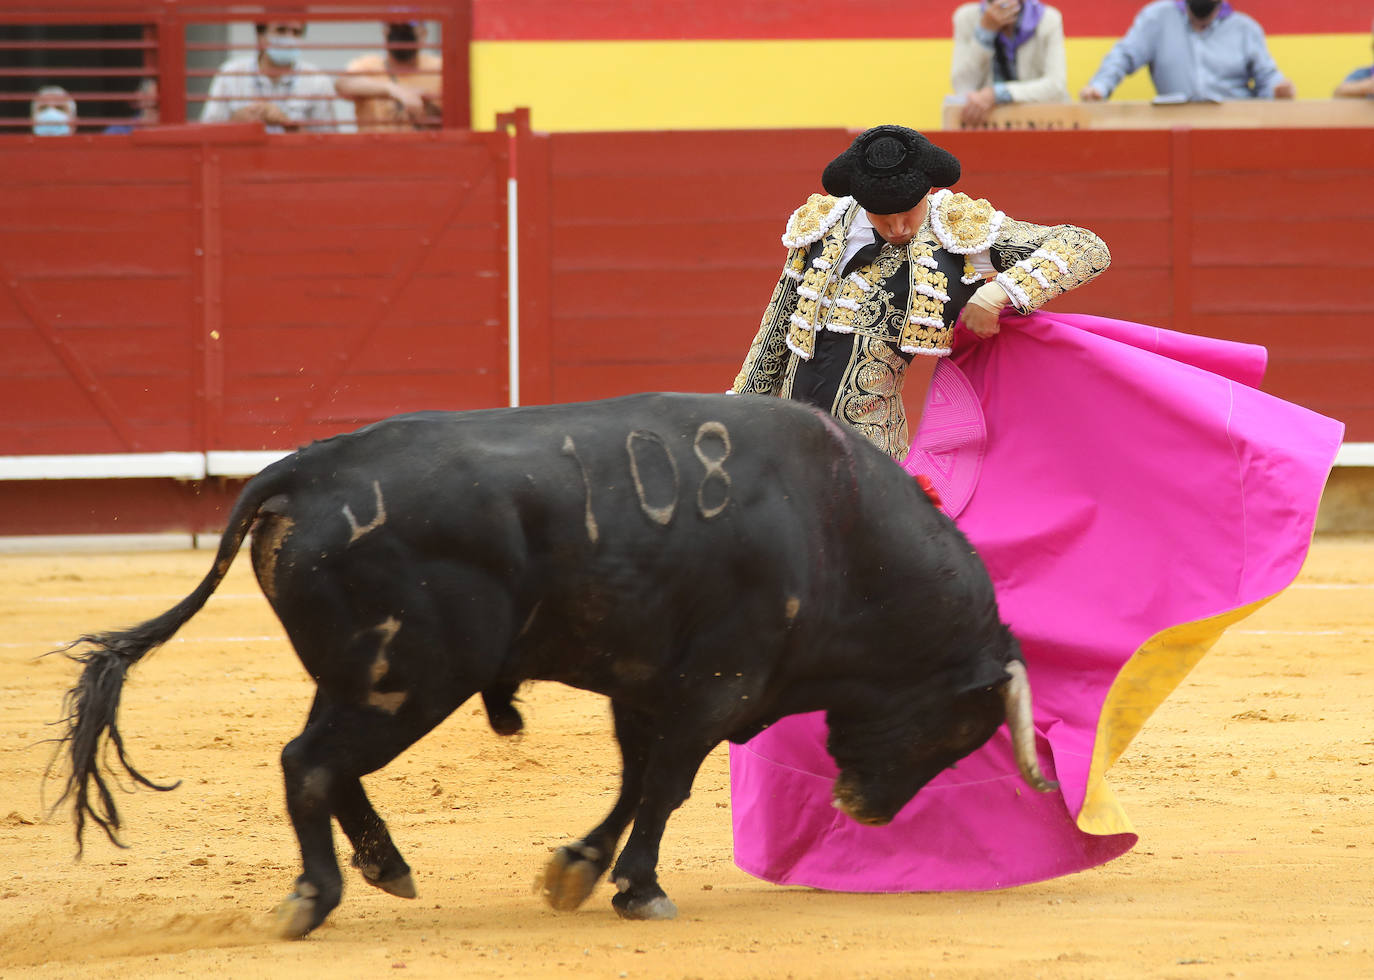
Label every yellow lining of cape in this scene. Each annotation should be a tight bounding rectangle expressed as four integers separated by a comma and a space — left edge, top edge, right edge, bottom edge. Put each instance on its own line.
1075, 596, 1274, 837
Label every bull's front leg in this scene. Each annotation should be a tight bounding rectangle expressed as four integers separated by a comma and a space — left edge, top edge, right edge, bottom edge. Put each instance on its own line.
607, 738, 715, 921
541, 702, 649, 911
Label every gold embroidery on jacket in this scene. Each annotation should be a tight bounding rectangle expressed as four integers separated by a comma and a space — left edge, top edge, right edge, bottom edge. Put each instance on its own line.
733, 255, 801, 394
834, 335, 910, 460
898, 240, 952, 355
784, 194, 851, 248
991, 218, 1111, 312
786, 214, 851, 359
929, 190, 1005, 254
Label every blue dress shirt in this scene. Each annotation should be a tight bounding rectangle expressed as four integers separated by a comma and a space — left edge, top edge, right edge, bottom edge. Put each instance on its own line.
1088, 0, 1284, 101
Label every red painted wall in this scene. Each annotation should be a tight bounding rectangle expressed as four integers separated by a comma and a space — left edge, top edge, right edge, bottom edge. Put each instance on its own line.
2, 122, 1371, 536
519, 124, 1374, 441
1, 127, 509, 459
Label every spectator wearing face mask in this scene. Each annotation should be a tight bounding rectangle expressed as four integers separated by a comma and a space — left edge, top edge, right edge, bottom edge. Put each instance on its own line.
1080, 1, 1295, 102
335, 21, 442, 131
200, 21, 338, 132
31, 86, 77, 137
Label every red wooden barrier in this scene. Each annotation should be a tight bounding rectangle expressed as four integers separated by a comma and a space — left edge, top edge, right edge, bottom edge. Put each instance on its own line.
2, 121, 1371, 537
0, 127, 508, 460
513, 122, 1374, 440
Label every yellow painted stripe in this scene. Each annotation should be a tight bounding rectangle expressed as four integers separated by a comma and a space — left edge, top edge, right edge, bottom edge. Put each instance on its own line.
472, 35, 1373, 132
1075, 597, 1273, 838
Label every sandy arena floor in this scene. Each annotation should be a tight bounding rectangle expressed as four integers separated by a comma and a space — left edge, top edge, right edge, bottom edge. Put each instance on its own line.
0, 537, 1370, 979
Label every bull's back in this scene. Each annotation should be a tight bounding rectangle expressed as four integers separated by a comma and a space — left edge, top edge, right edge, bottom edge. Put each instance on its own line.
251, 393, 971, 685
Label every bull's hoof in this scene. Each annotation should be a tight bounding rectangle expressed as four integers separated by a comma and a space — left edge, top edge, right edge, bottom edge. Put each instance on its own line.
368, 870, 418, 899
273, 882, 322, 939
351, 854, 418, 899
611, 890, 678, 921
540, 844, 604, 912
487, 705, 524, 736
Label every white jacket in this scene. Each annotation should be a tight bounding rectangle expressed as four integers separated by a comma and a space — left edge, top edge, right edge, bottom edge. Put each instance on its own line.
950, 2, 1069, 104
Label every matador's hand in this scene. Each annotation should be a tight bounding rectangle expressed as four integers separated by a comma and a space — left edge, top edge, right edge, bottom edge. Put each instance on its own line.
962, 303, 1001, 339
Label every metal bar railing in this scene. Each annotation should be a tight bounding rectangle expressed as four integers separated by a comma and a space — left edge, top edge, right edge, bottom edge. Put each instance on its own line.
2, 2, 472, 132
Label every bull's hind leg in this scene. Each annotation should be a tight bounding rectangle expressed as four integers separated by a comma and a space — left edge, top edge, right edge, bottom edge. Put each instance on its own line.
276, 694, 462, 939
334, 777, 417, 899
284, 693, 416, 901
541, 702, 650, 912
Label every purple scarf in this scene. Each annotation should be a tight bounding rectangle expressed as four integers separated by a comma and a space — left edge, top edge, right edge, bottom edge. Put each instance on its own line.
980, 0, 1045, 64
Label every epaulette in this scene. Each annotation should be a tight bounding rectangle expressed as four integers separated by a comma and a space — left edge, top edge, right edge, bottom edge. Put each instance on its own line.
928, 189, 1006, 255
782, 194, 853, 249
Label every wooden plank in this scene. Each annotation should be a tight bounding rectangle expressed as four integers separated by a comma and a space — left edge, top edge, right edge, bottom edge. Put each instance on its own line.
1192, 219, 1373, 264
223, 241, 500, 281
1193, 314, 1374, 356
9, 280, 191, 329
1263, 359, 1374, 422
1189, 172, 1374, 220
1197, 266, 1373, 314
552, 313, 753, 365
223, 324, 483, 374
220, 196, 505, 232
221, 280, 505, 328
1, 146, 192, 185
220, 137, 503, 183
550, 128, 845, 176
0, 229, 193, 276
1190, 128, 1374, 170
552, 362, 738, 403
939, 130, 1171, 175
0, 326, 191, 375
954, 101, 1374, 133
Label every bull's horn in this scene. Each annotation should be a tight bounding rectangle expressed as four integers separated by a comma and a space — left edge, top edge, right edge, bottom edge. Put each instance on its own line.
1001, 660, 1058, 793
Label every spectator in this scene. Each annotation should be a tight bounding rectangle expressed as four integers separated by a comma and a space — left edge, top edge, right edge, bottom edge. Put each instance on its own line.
201, 21, 337, 132
951, 0, 1068, 127
1333, 17, 1374, 98
1080, 1, 1295, 102
104, 78, 159, 134
335, 21, 442, 131
31, 86, 76, 137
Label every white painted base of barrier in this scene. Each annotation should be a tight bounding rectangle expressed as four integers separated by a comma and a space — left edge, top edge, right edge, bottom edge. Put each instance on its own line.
0, 532, 198, 554
0, 444, 1369, 482
0, 450, 295, 481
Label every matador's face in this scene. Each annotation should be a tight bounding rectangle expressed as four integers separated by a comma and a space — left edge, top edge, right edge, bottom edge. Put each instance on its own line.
866, 195, 930, 246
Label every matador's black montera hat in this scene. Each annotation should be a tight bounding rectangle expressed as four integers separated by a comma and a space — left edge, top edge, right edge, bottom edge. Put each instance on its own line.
821, 125, 961, 215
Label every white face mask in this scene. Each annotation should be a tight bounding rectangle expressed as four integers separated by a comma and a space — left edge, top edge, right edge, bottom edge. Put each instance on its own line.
33, 106, 72, 137
264, 41, 300, 67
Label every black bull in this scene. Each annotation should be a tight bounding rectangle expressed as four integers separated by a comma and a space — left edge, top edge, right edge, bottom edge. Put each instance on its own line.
52, 392, 1054, 937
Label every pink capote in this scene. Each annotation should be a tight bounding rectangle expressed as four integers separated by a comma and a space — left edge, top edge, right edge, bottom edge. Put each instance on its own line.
729, 310, 1344, 892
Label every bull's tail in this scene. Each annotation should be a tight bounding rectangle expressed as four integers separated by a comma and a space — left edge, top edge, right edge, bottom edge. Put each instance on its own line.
48, 457, 298, 853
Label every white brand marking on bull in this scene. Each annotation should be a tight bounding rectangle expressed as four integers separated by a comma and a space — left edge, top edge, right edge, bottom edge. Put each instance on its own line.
562, 435, 600, 544
367, 616, 407, 714
343, 481, 387, 545
625, 429, 680, 526
694, 421, 733, 519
